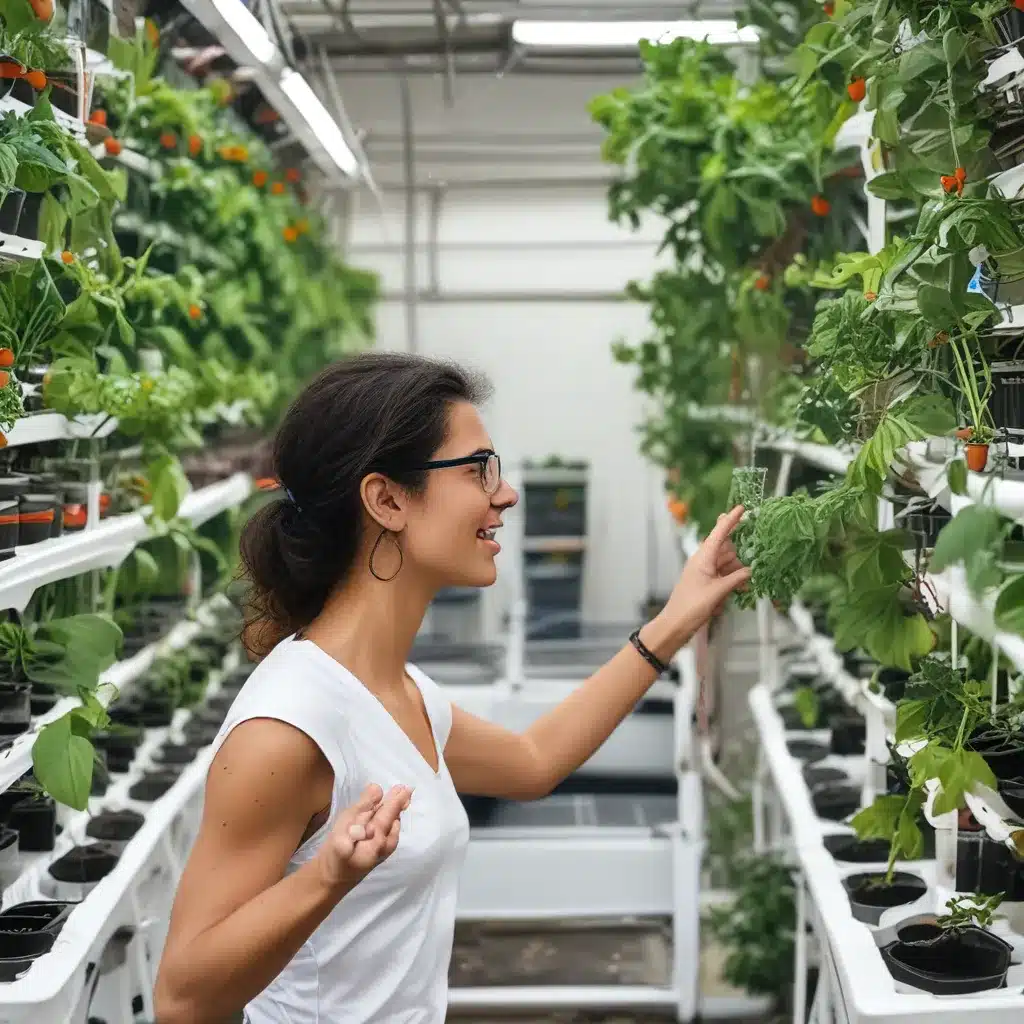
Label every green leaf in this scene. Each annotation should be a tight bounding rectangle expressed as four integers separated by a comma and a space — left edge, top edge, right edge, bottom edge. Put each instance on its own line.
148, 455, 189, 522
32, 713, 94, 810
947, 459, 967, 496
895, 698, 931, 743
995, 574, 1024, 637
930, 505, 1004, 575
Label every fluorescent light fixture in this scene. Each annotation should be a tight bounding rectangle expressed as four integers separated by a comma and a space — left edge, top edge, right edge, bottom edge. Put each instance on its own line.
511, 20, 759, 48
190, 0, 280, 67
278, 68, 360, 178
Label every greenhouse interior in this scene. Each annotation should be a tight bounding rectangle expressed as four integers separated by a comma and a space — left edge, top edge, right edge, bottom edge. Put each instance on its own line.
4, 0, 1024, 1022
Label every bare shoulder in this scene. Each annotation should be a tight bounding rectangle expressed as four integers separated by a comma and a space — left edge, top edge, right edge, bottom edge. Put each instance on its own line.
205, 717, 334, 838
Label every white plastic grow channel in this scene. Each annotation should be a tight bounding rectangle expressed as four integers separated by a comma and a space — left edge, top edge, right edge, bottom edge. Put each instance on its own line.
2, 413, 118, 449
0, 642, 241, 1023
0, 233, 44, 261
752, 617, 1024, 1024
756, 428, 857, 475
0, 472, 252, 612
0, 96, 85, 138
90, 144, 161, 182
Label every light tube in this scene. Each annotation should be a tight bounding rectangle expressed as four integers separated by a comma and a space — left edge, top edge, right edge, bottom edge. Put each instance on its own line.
278, 68, 359, 178
207, 0, 280, 66
510, 20, 760, 48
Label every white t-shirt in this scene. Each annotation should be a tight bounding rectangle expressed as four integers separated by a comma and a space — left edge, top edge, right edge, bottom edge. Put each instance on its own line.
209, 635, 470, 1024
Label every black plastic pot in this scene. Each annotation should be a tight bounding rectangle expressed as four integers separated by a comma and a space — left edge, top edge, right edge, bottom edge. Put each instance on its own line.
0, 682, 30, 736
91, 751, 110, 797
0, 498, 18, 562
956, 827, 1024, 899
990, 361, 1024, 434
86, 808, 144, 846
825, 834, 892, 864
0, 900, 73, 933
16, 191, 43, 244
0, 475, 29, 502
882, 924, 1012, 995
8, 793, 56, 853
153, 742, 200, 766
843, 871, 928, 925
786, 738, 829, 763
17, 495, 55, 546
28, 475, 63, 539
0, 780, 38, 822
828, 712, 866, 756
0, 188, 25, 236
129, 769, 182, 802
181, 719, 221, 746
877, 667, 911, 703
905, 504, 952, 548
811, 783, 862, 822
91, 728, 144, 773
48, 842, 120, 884
108, 698, 173, 730
803, 765, 849, 789
28, 686, 58, 717
968, 729, 1024, 781
0, 929, 56, 981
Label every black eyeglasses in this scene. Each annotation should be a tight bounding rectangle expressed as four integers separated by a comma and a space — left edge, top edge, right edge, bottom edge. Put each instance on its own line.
417, 452, 502, 495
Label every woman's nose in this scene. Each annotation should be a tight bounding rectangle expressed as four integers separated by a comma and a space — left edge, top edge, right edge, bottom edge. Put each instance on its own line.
495, 479, 519, 508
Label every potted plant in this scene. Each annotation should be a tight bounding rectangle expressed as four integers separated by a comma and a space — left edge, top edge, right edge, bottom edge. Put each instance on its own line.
881, 894, 1012, 995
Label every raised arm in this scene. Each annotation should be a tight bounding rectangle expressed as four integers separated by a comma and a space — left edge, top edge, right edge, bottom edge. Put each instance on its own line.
154, 718, 411, 1024
445, 505, 750, 800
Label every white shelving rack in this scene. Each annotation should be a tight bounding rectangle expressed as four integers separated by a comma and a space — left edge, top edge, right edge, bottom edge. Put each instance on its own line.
0, 612, 242, 1024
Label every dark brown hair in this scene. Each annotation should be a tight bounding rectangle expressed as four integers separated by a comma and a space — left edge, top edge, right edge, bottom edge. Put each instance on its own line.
239, 351, 490, 658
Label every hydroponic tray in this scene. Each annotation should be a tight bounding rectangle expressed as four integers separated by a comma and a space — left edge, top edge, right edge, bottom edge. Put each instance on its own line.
751, 670, 1024, 1023
0, 643, 239, 1022
0, 472, 252, 611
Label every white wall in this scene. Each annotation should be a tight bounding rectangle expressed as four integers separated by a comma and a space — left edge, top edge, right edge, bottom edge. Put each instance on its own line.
334, 72, 684, 625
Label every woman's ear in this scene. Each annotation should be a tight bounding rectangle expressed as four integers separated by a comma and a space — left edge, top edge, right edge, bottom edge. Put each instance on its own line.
360, 473, 407, 532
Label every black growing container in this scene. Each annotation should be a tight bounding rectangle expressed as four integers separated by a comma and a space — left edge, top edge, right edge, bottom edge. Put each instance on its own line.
181, 719, 221, 746
990, 361, 1024, 435
86, 808, 144, 846
786, 738, 829, 763
17, 495, 55, 546
968, 729, 1024, 781
129, 769, 182, 802
48, 842, 120, 885
0, 682, 30, 736
0, 929, 55, 981
16, 191, 43, 245
812, 783, 862, 822
956, 828, 1024, 899
828, 712, 866, 756
905, 503, 952, 548
882, 923, 1012, 995
153, 742, 201, 766
803, 765, 849, 789
8, 793, 56, 852
877, 667, 911, 703
0, 900, 73, 933
826, 834, 892, 864
108, 696, 173, 730
0, 498, 17, 561
0, 187, 25, 236
843, 871, 928, 925
91, 728, 144, 774
28, 475, 64, 539
91, 751, 110, 797
28, 685, 58, 717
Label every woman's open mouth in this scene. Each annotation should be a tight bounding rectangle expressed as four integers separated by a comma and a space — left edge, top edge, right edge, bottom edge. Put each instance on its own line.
477, 528, 501, 553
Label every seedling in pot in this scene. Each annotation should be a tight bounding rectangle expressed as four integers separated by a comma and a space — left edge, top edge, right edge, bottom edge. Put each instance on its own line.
937, 892, 1004, 936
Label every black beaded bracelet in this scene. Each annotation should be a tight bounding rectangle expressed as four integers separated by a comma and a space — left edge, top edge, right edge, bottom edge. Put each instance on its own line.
629, 627, 670, 676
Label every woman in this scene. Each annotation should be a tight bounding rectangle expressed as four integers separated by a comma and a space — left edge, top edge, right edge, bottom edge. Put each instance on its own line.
154, 352, 750, 1024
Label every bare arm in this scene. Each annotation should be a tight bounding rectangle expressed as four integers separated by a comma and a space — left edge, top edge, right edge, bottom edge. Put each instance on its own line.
445, 506, 750, 800
154, 719, 409, 1024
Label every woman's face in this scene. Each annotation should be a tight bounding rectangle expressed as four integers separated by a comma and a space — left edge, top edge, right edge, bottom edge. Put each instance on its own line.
400, 401, 519, 588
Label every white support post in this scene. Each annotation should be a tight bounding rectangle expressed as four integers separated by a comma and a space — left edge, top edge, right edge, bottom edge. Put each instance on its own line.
793, 871, 808, 1024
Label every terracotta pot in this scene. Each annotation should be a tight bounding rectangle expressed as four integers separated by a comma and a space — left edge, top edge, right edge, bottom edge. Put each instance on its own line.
966, 443, 989, 472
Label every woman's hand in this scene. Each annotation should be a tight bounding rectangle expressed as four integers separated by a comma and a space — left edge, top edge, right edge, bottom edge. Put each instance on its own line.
647, 505, 751, 655
314, 783, 412, 890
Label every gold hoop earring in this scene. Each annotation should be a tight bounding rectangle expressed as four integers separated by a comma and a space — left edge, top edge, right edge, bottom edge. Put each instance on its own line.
369, 529, 403, 582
